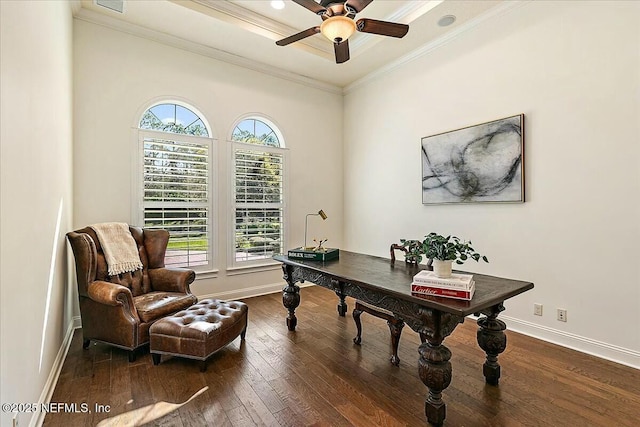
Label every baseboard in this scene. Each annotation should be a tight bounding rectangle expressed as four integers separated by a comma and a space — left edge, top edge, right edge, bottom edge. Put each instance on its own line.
30, 316, 81, 427
196, 281, 313, 302
499, 315, 640, 370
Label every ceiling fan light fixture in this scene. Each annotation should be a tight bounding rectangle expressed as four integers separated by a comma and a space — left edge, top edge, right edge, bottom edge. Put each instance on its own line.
320, 16, 356, 43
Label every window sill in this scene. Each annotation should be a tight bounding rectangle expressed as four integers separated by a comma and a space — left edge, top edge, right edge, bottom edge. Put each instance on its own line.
226, 262, 281, 276
194, 269, 219, 280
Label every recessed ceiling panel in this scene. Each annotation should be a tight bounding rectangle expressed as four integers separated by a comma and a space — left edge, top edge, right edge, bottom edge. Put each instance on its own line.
77, 0, 506, 88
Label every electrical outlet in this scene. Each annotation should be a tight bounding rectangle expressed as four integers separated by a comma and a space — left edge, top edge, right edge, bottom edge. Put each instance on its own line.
533, 303, 543, 316
557, 308, 567, 322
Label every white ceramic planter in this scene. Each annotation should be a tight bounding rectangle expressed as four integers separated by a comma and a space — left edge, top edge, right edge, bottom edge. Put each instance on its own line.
433, 259, 453, 278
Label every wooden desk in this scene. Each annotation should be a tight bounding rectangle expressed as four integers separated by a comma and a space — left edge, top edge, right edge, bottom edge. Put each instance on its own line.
273, 251, 534, 426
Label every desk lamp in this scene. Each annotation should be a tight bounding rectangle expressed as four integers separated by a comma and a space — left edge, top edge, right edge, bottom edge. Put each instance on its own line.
304, 209, 327, 250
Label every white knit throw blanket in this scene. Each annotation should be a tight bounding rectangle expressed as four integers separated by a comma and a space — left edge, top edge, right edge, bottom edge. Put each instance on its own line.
90, 222, 143, 276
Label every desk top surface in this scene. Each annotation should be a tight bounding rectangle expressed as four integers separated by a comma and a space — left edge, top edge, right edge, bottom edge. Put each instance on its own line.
274, 250, 534, 316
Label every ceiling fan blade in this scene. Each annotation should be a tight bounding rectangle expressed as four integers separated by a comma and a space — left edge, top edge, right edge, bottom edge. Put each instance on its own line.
334, 39, 350, 64
292, 0, 326, 14
356, 18, 409, 38
345, 0, 373, 13
276, 27, 321, 46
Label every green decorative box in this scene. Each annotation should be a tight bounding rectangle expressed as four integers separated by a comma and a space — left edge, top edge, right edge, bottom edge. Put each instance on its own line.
287, 247, 340, 262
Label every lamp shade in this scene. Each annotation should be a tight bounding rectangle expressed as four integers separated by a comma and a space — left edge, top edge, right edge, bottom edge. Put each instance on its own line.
320, 16, 356, 43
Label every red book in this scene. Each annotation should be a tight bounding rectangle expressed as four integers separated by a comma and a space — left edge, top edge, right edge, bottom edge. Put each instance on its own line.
411, 282, 475, 301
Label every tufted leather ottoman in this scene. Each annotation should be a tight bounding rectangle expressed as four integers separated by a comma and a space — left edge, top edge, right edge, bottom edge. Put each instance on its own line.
149, 299, 248, 371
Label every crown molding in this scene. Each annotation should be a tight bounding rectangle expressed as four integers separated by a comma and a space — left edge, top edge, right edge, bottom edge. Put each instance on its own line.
344, 0, 530, 94
349, 0, 443, 52
184, 0, 441, 61
69, 0, 82, 15
73, 7, 343, 95
183, 0, 333, 58
72, 1, 528, 96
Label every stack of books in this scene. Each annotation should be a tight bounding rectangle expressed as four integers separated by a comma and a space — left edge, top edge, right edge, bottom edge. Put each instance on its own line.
411, 270, 475, 301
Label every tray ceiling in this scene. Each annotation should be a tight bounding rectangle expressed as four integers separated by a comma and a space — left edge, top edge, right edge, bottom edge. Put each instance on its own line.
76, 0, 505, 89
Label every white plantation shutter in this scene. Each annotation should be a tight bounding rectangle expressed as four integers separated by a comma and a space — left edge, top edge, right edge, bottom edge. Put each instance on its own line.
141, 132, 212, 268
234, 145, 284, 262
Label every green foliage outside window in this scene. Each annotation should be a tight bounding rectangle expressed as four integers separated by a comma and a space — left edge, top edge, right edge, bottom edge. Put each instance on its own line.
140, 103, 211, 266
232, 119, 284, 259
140, 105, 208, 137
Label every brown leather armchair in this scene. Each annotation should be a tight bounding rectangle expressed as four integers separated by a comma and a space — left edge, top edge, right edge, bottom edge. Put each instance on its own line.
67, 226, 198, 361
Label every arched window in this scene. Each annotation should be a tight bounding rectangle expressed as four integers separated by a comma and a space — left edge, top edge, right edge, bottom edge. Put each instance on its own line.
231, 117, 287, 265
232, 118, 280, 147
138, 102, 214, 270
140, 103, 209, 136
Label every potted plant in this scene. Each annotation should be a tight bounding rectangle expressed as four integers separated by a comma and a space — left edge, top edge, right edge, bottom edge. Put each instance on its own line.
401, 232, 488, 278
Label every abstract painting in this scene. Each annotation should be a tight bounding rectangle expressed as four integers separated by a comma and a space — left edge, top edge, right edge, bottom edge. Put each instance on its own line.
421, 114, 524, 204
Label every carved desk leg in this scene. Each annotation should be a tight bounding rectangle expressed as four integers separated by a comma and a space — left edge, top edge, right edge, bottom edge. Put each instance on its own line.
476, 304, 507, 385
415, 311, 461, 426
281, 264, 300, 331
419, 340, 452, 426
332, 279, 347, 317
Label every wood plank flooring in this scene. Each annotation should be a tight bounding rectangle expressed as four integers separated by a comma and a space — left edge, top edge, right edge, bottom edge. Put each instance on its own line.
44, 286, 640, 426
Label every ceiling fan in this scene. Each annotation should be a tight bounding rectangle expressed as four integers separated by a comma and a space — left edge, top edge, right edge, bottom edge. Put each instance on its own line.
275, 0, 409, 64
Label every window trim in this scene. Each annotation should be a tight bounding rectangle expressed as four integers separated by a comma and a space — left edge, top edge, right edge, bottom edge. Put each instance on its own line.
133, 126, 218, 274
231, 115, 285, 148
227, 135, 289, 270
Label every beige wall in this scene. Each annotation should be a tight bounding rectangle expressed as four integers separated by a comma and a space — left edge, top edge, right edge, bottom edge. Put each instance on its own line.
2, 4, 638, 422
0, 1, 75, 426
343, 1, 640, 366
73, 19, 344, 300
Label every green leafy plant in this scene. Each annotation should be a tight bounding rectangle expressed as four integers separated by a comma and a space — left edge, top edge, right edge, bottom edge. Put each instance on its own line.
401, 233, 489, 265
398, 239, 425, 264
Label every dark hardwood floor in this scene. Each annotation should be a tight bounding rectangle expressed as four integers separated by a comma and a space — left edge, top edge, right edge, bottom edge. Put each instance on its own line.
44, 286, 640, 426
